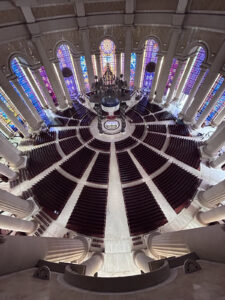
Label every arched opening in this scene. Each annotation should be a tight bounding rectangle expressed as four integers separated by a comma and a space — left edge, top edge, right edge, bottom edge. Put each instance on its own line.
99, 39, 116, 76
10, 57, 49, 125
56, 43, 80, 99
140, 39, 159, 91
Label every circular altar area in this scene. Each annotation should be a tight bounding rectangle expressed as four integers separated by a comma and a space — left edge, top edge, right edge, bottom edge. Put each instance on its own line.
101, 96, 120, 115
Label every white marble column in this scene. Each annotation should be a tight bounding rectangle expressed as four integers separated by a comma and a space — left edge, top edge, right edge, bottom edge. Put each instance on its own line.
134, 49, 144, 89
198, 179, 225, 208
95, 52, 102, 79
206, 121, 225, 144
32, 68, 57, 112
0, 163, 17, 180
0, 98, 29, 138
149, 53, 164, 101
0, 133, 26, 168
0, 215, 38, 233
32, 37, 67, 110
0, 70, 40, 132
210, 152, 225, 169
172, 56, 195, 102
211, 106, 225, 127
10, 76, 43, 124
23, 68, 47, 109
193, 78, 225, 129
116, 51, 121, 78
133, 250, 153, 273
148, 224, 225, 263
0, 189, 35, 218
202, 123, 225, 157
164, 58, 185, 106
81, 253, 104, 276
184, 40, 225, 123
124, 26, 132, 84
73, 55, 85, 93
154, 29, 181, 104
54, 60, 72, 106
0, 235, 89, 276
179, 64, 208, 118
80, 29, 95, 86
197, 205, 225, 225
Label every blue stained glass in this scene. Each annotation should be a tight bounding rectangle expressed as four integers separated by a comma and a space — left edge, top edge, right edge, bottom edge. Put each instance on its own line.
11, 58, 49, 125
183, 47, 206, 95
57, 44, 79, 100
197, 75, 225, 124
0, 92, 24, 132
80, 56, 90, 92
164, 58, 179, 95
130, 52, 137, 89
141, 39, 159, 91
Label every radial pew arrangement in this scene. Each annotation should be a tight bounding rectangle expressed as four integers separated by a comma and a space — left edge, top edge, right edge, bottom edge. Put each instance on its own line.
131, 144, 168, 175
66, 186, 108, 237
29, 170, 77, 219
8, 99, 203, 239
165, 137, 201, 169
153, 164, 202, 213
117, 151, 142, 183
60, 147, 95, 178
123, 183, 167, 236
87, 153, 110, 184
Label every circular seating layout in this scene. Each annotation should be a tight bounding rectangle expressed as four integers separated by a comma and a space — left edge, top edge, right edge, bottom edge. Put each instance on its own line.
13, 97, 202, 238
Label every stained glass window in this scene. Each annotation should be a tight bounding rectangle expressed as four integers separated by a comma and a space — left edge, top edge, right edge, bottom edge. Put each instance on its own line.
38, 66, 58, 106
80, 56, 90, 92
183, 47, 206, 95
100, 39, 116, 75
196, 75, 224, 124
130, 52, 137, 89
92, 55, 98, 77
10, 57, 49, 125
0, 89, 25, 133
120, 52, 125, 76
164, 58, 179, 95
140, 39, 159, 91
57, 44, 80, 100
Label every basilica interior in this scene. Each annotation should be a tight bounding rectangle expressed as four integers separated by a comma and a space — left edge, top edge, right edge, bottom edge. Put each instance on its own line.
0, 0, 225, 299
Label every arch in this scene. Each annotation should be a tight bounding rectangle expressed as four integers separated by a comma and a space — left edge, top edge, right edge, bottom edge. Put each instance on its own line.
96, 35, 119, 53
54, 40, 80, 60
56, 42, 81, 97
99, 38, 117, 75
8, 52, 36, 77
182, 41, 209, 64
140, 38, 159, 91
136, 35, 162, 52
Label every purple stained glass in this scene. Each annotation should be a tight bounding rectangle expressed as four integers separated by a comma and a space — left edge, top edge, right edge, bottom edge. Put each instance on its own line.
38, 66, 58, 106
130, 52, 137, 89
57, 44, 79, 100
141, 39, 159, 91
164, 58, 179, 95
183, 47, 206, 95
